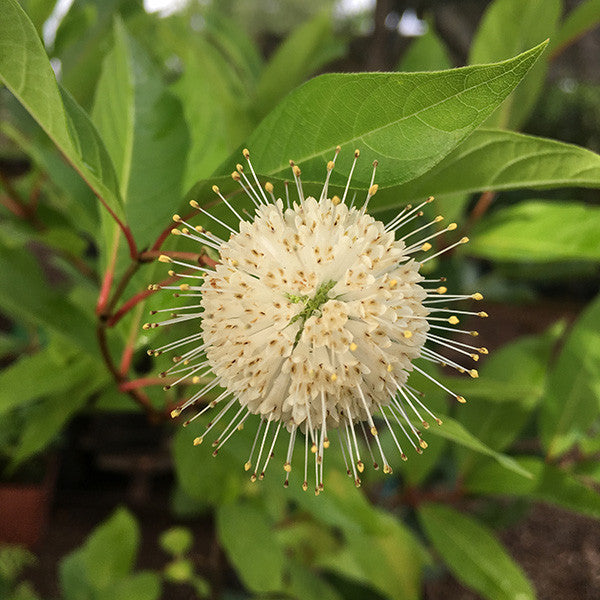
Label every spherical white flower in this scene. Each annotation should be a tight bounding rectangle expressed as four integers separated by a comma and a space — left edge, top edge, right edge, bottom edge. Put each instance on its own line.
147, 148, 486, 492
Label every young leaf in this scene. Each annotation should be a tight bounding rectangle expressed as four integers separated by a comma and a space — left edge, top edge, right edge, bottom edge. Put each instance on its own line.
418, 503, 535, 600
468, 201, 600, 262
0, 0, 124, 220
159, 527, 193, 557
465, 456, 600, 520
92, 19, 189, 248
254, 10, 345, 119
372, 129, 600, 211
539, 295, 600, 458
237, 42, 548, 189
470, 0, 561, 129
216, 500, 286, 593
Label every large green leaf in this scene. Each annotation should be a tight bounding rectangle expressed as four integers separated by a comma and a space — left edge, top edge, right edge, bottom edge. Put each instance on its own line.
92, 19, 189, 248
418, 504, 535, 600
372, 129, 600, 211
539, 295, 600, 457
468, 201, 600, 262
234, 42, 548, 189
470, 0, 560, 129
465, 456, 600, 520
254, 10, 345, 119
216, 500, 286, 594
0, 0, 124, 220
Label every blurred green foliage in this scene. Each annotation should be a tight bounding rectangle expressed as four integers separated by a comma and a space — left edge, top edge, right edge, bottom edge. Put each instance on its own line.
0, 1, 600, 599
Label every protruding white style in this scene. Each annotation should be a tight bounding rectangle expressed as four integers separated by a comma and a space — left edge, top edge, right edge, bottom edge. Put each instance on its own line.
147, 148, 486, 493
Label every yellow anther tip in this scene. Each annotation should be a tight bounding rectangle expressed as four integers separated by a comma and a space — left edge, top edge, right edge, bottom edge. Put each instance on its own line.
419, 439, 428, 449
189, 200, 199, 208
403, 330, 413, 339
357, 461, 365, 473
193, 437, 203, 446
437, 286, 447, 294
456, 395, 467, 403
327, 160, 335, 170
172, 214, 181, 222
426, 196, 434, 203
460, 236, 469, 243
293, 165, 301, 177
330, 373, 338, 382
472, 293, 484, 301
369, 184, 378, 195
170, 409, 181, 418
170, 228, 180, 235
212, 184, 220, 193
370, 426, 378, 436
332, 195, 341, 205
386, 364, 393, 372
244, 461, 251, 471
447, 222, 458, 231
158, 254, 172, 263
435, 215, 444, 222
354, 149, 360, 157
389, 279, 398, 289
265, 182, 274, 193
470, 369, 479, 378
284, 462, 291, 473
448, 316, 460, 325
242, 148, 250, 158
421, 242, 432, 252
179, 284, 190, 291
349, 342, 357, 352
479, 311, 489, 318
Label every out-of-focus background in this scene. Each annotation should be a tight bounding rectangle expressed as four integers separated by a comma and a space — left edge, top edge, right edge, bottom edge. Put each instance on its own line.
1, 1, 600, 599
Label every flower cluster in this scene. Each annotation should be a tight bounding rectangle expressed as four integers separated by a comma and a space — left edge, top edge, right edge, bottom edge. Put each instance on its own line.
146, 148, 486, 493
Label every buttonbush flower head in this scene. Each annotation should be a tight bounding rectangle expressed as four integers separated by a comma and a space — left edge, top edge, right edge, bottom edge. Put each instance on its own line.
146, 148, 487, 493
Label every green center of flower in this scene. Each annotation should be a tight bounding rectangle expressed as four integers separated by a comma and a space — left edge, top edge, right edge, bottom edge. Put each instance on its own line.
287, 280, 337, 347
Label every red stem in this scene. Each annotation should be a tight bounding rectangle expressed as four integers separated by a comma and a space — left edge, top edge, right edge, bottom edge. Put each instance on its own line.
96, 230, 121, 315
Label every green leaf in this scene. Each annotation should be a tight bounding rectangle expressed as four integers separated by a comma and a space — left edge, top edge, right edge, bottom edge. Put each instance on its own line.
92, 19, 189, 248
254, 10, 344, 119
286, 562, 342, 600
10, 366, 108, 466
97, 572, 161, 600
454, 327, 561, 476
0, 243, 98, 357
465, 456, 600, 520
237, 42, 548, 189
418, 503, 535, 600
398, 24, 451, 72
550, 0, 600, 57
373, 129, 600, 211
470, 0, 560, 129
0, 0, 124, 219
83, 507, 140, 589
311, 472, 428, 600
468, 201, 600, 262
60, 508, 140, 598
216, 500, 285, 593
172, 40, 251, 190
424, 414, 532, 479
539, 295, 600, 457
0, 349, 91, 416
159, 527, 193, 557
